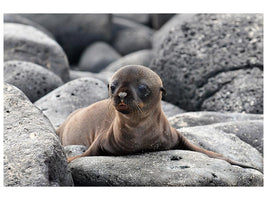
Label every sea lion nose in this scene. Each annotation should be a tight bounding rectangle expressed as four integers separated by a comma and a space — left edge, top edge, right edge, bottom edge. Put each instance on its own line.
118, 92, 127, 99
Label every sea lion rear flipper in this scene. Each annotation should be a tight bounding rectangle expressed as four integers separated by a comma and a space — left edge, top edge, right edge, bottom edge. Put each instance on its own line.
173, 129, 262, 173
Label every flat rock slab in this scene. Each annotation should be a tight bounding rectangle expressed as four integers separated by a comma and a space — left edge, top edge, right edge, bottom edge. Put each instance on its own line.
4, 83, 73, 186
169, 112, 263, 128
169, 112, 263, 153
69, 150, 262, 186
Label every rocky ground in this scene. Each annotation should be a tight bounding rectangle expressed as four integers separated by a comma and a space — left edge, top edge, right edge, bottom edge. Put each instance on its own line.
3, 14, 263, 186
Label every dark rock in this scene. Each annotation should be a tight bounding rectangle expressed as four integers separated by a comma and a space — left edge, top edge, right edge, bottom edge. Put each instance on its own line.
4, 83, 73, 186
114, 14, 150, 25
102, 50, 155, 73
34, 77, 108, 128
4, 23, 70, 82
161, 101, 185, 118
150, 14, 263, 113
4, 14, 54, 39
69, 70, 113, 84
150, 14, 175, 29
78, 42, 121, 72
69, 150, 262, 186
21, 14, 112, 64
169, 112, 263, 153
4, 60, 63, 102
111, 17, 154, 55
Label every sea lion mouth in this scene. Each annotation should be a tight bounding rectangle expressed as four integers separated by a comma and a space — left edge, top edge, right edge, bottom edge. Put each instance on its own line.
116, 103, 130, 114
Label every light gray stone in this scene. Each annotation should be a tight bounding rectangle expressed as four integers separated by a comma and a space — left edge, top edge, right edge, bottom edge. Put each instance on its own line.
34, 77, 108, 128
78, 42, 121, 72
4, 83, 73, 186
150, 14, 263, 113
161, 101, 185, 118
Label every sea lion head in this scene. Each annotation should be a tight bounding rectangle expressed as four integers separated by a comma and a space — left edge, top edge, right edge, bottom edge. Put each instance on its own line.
108, 65, 166, 115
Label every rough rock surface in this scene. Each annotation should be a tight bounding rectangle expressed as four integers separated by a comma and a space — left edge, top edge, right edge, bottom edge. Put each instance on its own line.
4, 60, 63, 102
152, 14, 194, 49
150, 14, 263, 113
22, 14, 112, 64
4, 23, 70, 82
4, 83, 73, 186
34, 77, 108, 128
78, 42, 121, 72
68, 150, 262, 186
103, 50, 155, 73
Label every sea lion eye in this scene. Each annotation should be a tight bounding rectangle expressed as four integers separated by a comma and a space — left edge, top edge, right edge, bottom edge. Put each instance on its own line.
110, 83, 116, 94
138, 84, 150, 97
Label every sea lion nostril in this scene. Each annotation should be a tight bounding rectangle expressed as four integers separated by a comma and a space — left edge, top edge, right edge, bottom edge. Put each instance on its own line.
118, 92, 127, 99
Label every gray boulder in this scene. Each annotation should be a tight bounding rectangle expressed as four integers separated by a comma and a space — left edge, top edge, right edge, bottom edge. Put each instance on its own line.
150, 14, 175, 30
69, 150, 262, 186
4, 60, 63, 102
78, 42, 121, 72
111, 17, 154, 55
4, 23, 70, 82
34, 77, 108, 128
112, 28, 153, 56
4, 83, 73, 186
150, 14, 263, 113
102, 50, 155, 73
22, 14, 112, 64
152, 14, 195, 49
4, 14, 54, 39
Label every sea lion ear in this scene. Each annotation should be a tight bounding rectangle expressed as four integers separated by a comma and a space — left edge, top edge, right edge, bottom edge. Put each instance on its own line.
160, 87, 167, 96
107, 84, 109, 89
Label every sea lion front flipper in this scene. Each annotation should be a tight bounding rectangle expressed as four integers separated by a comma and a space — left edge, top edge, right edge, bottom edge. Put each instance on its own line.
67, 136, 103, 163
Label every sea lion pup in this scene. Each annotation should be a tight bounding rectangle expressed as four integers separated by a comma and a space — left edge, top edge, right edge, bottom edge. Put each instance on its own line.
56, 65, 258, 170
